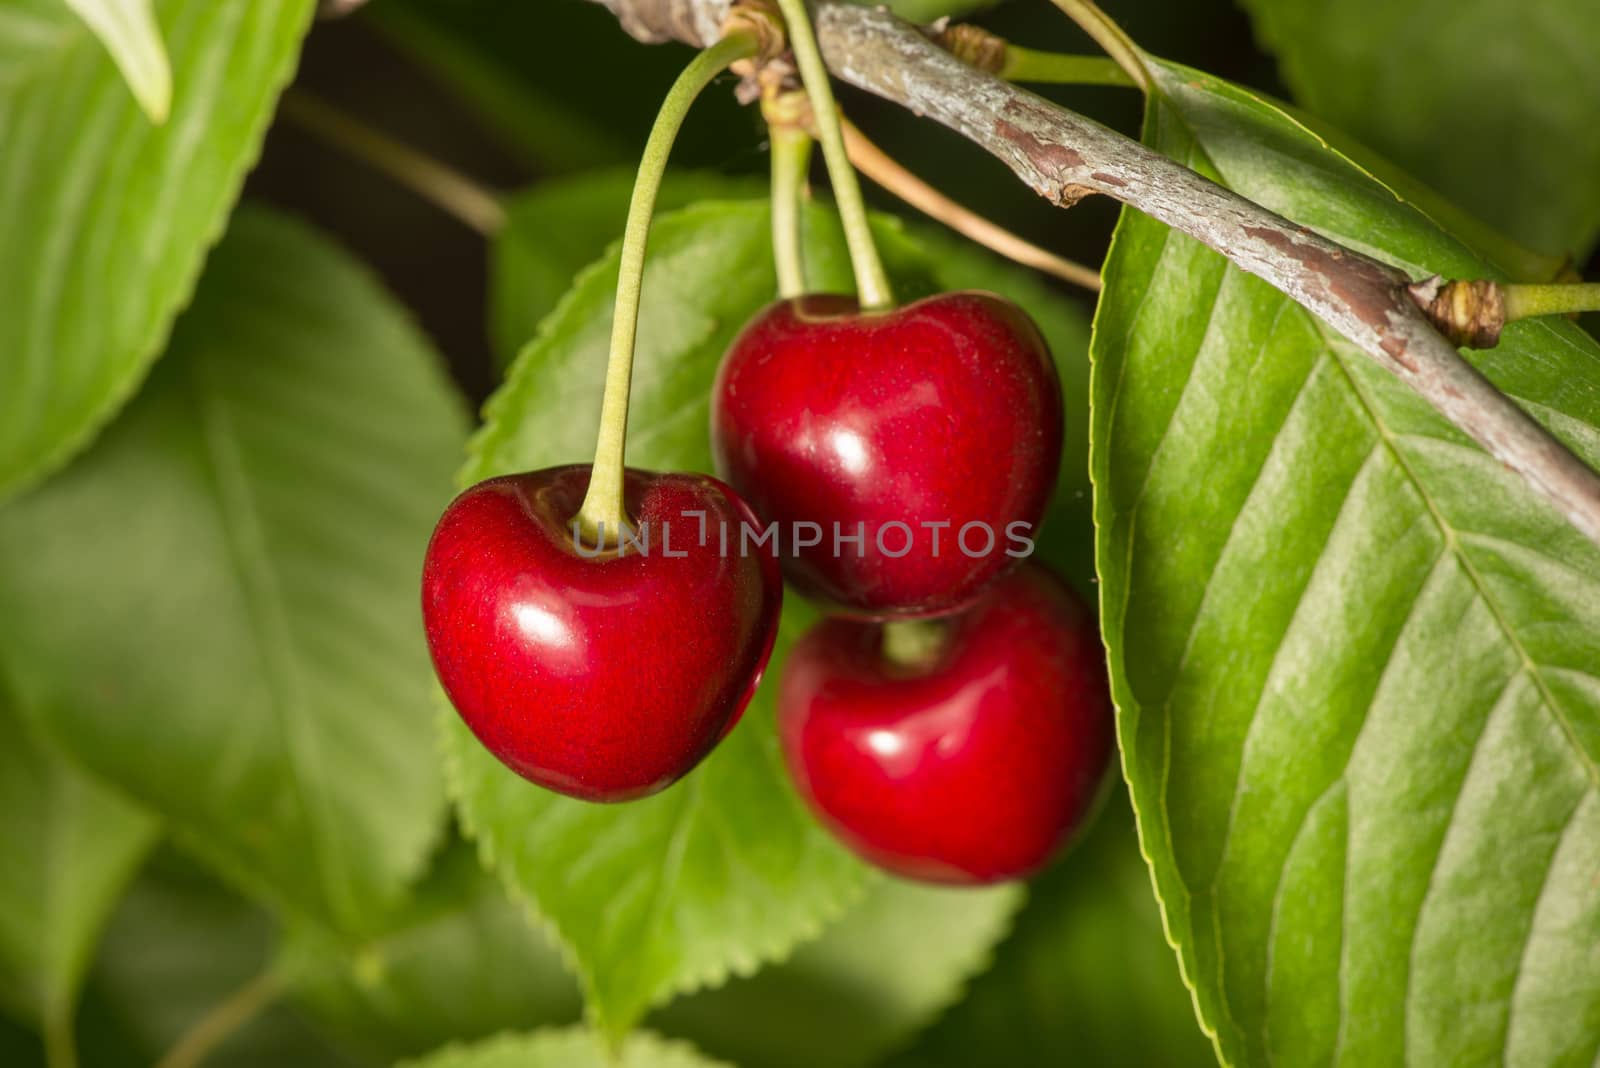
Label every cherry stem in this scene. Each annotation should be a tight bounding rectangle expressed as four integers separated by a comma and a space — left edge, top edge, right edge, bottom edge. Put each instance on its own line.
1046, 0, 1151, 92
881, 619, 948, 668
1001, 48, 1136, 88
575, 30, 759, 539
775, 0, 894, 310
769, 120, 813, 299
278, 91, 506, 234
153, 969, 281, 1068
1504, 282, 1600, 322
841, 117, 1102, 292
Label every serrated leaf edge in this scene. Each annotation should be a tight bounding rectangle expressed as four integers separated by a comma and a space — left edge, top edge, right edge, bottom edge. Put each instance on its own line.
1085, 191, 1236, 1068
437, 688, 874, 1039
0, 0, 317, 505
394, 1023, 736, 1068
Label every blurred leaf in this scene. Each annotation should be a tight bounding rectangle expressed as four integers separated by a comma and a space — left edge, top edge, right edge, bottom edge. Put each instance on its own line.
364, 0, 752, 176
398, 1028, 729, 1068
0, 689, 158, 1056
1240, 0, 1600, 256
492, 170, 763, 368
458, 196, 1093, 1037
887, 795, 1215, 1067
85, 850, 360, 1068
282, 840, 581, 1062
60, 0, 170, 121
1095, 59, 1600, 1067
367, 1, 627, 173
0, 0, 315, 501
0, 207, 469, 938
657, 880, 1024, 1068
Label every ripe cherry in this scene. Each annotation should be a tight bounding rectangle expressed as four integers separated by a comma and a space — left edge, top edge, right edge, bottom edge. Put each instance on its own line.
712, 291, 1063, 619
777, 564, 1112, 883
423, 465, 782, 802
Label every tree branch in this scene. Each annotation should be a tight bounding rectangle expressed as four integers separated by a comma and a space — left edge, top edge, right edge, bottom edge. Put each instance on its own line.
584, 0, 1600, 548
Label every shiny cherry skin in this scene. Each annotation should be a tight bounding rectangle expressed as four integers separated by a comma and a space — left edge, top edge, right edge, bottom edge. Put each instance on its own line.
422, 465, 782, 802
712, 291, 1063, 619
778, 564, 1112, 883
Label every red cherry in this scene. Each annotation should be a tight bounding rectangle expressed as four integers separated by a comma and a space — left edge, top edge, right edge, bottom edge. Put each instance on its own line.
422, 465, 782, 802
778, 564, 1112, 883
712, 291, 1063, 619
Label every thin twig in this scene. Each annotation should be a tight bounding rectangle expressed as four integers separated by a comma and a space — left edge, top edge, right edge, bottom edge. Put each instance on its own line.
279, 91, 507, 235
153, 969, 281, 1068
841, 118, 1101, 292
582, 0, 1600, 548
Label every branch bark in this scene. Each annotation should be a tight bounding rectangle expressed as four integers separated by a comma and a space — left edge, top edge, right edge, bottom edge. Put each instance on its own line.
584, 0, 1600, 548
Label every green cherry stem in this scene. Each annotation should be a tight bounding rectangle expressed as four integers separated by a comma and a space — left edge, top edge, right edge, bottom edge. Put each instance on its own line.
881, 618, 948, 669
1504, 282, 1600, 322
574, 29, 759, 540
1046, 0, 1151, 92
769, 119, 813, 299
1001, 48, 1136, 88
775, 0, 894, 311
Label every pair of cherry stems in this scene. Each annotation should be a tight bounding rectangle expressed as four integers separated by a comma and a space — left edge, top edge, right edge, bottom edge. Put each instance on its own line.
575, 0, 1600, 543
575, 0, 1132, 537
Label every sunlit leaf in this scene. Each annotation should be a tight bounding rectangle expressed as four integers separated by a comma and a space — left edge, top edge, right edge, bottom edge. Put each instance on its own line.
0, 0, 315, 500
61, 0, 170, 121
1096, 58, 1600, 1067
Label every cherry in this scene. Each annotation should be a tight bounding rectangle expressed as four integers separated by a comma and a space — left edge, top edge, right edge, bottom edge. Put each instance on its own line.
711, 291, 1063, 619
777, 564, 1112, 883
423, 465, 782, 802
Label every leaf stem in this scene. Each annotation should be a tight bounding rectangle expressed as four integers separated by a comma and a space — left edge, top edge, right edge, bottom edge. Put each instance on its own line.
841, 117, 1101, 292
768, 115, 814, 299
1001, 47, 1136, 88
775, 0, 894, 310
153, 969, 281, 1068
1045, 0, 1150, 92
574, 30, 759, 539
1503, 282, 1600, 322
279, 91, 506, 235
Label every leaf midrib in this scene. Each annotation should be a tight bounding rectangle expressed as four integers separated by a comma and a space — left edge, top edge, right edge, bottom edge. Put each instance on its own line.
1162, 93, 1598, 789
185, 349, 353, 927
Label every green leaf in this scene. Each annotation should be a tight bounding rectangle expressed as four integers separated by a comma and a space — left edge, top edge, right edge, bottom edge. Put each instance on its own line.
0, 0, 315, 501
61, 0, 170, 121
86, 850, 361, 1068
1094, 59, 1600, 1067
457, 196, 1094, 1037
0, 207, 469, 937
1239, 0, 1600, 256
0, 688, 158, 1051
399, 1028, 730, 1068
656, 880, 1023, 1068
889, 793, 1217, 1068
282, 839, 581, 1062
491, 170, 764, 369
